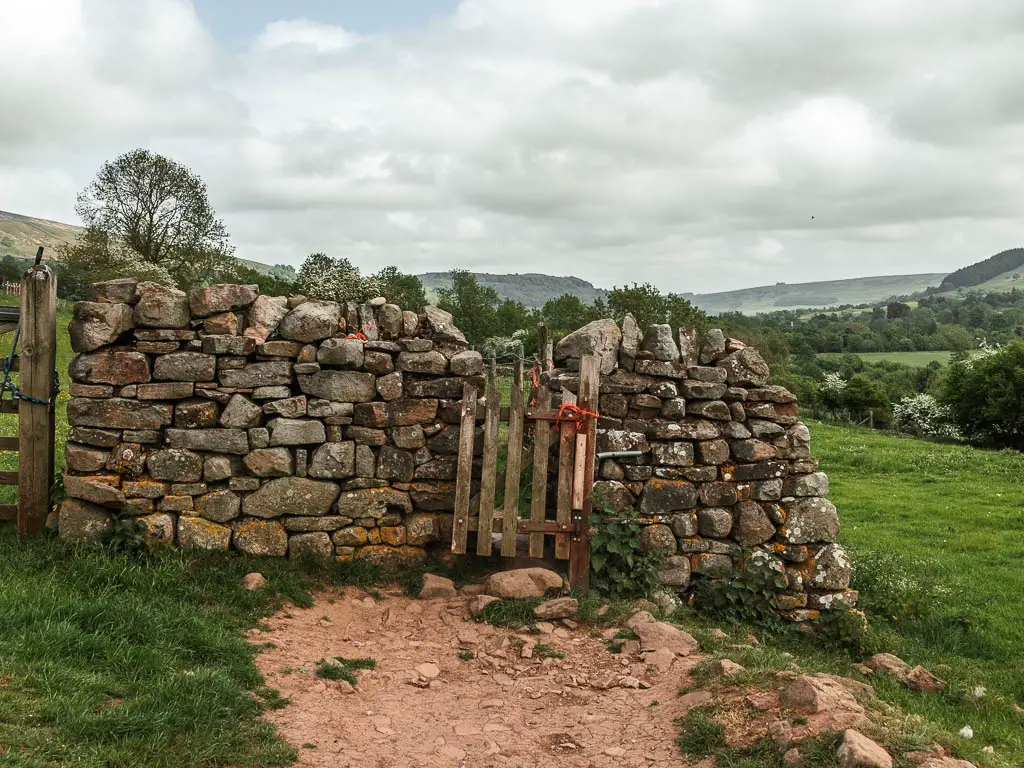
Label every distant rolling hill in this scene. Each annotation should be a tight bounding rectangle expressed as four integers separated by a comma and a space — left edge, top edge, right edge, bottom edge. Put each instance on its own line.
934, 247, 1024, 296
0, 210, 82, 260
417, 272, 608, 308
687, 273, 946, 315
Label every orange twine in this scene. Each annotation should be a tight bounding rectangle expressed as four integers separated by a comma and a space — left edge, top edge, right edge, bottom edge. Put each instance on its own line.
344, 331, 369, 341
554, 402, 600, 433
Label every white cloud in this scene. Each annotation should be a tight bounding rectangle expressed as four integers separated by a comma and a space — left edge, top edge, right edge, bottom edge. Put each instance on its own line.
2, 0, 1024, 293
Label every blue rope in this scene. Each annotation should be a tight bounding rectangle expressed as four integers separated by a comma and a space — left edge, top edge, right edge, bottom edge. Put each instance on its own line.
1, 355, 52, 406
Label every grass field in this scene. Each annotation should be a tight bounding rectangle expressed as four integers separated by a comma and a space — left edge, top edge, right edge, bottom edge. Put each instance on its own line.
817, 350, 956, 367
810, 420, 1024, 763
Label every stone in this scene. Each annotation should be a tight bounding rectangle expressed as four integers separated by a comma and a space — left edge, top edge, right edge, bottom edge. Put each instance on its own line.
709, 659, 745, 677
782, 498, 840, 543
69, 350, 150, 385
658, 555, 691, 587
732, 501, 776, 545
66, 443, 111, 472
201, 335, 255, 356
174, 400, 218, 428
136, 382, 194, 400
308, 442, 356, 479
354, 397, 438, 427
837, 730, 892, 768
195, 489, 241, 523
298, 370, 376, 403
355, 544, 427, 569
651, 442, 693, 466
88, 277, 138, 304
242, 476, 341, 518
377, 303, 403, 338
375, 371, 403, 400
361, 350, 394, 375
534, 597, 578, 619
468, 594, 499, 618
640, 479, 698, 514
486, 568, 563, 599
178, 516, 232, 550
189, 283, 258, 317
203, 312, 238, 335
134, 282, 190, 328
905, 665, 947, 693
718, 347, 770, 387
422, 306, 467, 344
58, 499, 113, 542
318, 338, 364, 368
278, 300, 342, 342
780, 673, 871, 716
377, 446, 414, 482
252, 385, 292, 400
638, 524, 677, 554
688, 400, 731, 420
697, 507, 733, 537
220, 394, 263, 428
419, 573, 457, 600
283, 516, 351, 532
620, 313, 641, 363
640, 324, 680, 361
242, 572, 267, 591
397, 350, 448, 374
70, 383, 115, 398
406, 512, 437, 545
166, 429, 250, 455
233, 519, 288, 556
244, 295, 290, 343
355, 445, 376, 477
866, 653, 912, 680
288, 531, 334, 561
810, 544, 852, 590
243, 447, 294, 477
158, 495, 192, 512
699, 328, 726, 363
669, 512, 698, 537
794, 472, 829, 497
596, 429, 649, 454
554, 319, 622, 374
692, 552, 733, 576
591, 480, 635, 512
449, 350, 484, 376
105, 442, 146, 476
138, 512, 175, 545
339, 488, 413, 518
268, 418, 326, 446
147, 449, 203, 482
70, 301, 134, 353
625, 611, 699, 655
153, 352, 216, 382
219, 361, 293, 389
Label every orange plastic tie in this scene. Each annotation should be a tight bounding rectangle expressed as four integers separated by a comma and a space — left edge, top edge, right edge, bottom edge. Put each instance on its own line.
344, 331, 369, 341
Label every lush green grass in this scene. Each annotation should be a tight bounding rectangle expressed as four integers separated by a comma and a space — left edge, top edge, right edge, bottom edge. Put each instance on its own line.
809, 419, 1024, 762
817, 350, 955, 367
0, 528, 391, 767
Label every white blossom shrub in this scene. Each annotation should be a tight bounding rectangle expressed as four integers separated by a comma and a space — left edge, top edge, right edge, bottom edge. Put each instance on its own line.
817, 372, 848, 411
891, 394, 961, 440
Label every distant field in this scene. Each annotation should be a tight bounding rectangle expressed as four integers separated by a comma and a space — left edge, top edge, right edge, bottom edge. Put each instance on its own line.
817, 350, 955, 367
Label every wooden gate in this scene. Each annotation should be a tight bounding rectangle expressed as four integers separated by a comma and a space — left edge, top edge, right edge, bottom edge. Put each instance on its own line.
450, 331, 599, 589
0, 255, 58, 533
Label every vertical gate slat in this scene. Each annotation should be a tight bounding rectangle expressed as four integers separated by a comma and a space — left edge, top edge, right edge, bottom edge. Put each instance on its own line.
500, 351, 525, 557
554, 389, 577, 560
18, 264, 56, 535
475, 357, 501, 556
527, 384, 552, 559
569, 355, 600, 590
451, 382, 478, 554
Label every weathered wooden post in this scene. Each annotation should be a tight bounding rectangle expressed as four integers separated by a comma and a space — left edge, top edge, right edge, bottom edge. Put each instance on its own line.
17, 264, 56, 534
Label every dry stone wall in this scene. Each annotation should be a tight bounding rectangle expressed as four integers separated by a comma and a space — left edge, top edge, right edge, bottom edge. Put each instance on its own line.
61, 280, 853, 619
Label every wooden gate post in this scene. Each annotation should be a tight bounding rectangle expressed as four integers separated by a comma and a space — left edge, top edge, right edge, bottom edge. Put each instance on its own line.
569, 354, 600, 590
17, 264, 56, 534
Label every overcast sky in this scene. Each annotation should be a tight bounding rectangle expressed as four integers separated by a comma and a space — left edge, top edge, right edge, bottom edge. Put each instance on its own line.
2, 0, 1024, 294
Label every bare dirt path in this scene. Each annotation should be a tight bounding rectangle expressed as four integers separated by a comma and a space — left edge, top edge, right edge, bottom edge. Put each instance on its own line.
250, 587, 705, 767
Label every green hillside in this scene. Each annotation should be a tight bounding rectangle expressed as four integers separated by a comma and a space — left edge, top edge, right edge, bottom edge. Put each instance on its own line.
937, 247, 1024, 292
687, 273, 946, 315
418, 271, 608, 308
0, 210, 82, 260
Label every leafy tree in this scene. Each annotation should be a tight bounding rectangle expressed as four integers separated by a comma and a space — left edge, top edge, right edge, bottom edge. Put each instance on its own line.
494, 298, 533, 338
63, 149, 235, 289
843, 375, 888, 414
296, 253, 379, 303
663, 293, 708, 332
541, 294, 601, 337
606, 282, 665, 328
230, 261, 299, 297
886, 302, 911, 320
59, 227, 175, 299
942, 341, 1024, 447
436, 270, 500, 345
374, 266, 427, 312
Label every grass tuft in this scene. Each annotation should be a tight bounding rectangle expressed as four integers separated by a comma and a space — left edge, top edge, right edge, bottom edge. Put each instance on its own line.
674, 706, 725, 758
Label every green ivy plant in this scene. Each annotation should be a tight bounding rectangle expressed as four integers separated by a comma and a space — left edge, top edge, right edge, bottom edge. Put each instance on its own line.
691, 549, 788, 627
589, 503, 663, 600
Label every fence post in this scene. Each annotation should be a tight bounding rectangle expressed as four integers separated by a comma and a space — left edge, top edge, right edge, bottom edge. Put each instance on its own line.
568, 354, 600, 590
18, 265, 56, 534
